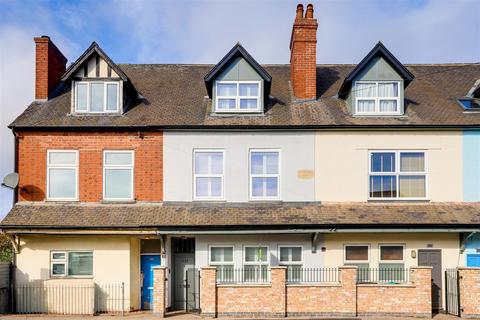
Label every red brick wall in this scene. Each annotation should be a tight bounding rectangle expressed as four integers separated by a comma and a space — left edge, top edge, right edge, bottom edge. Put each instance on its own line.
458, 267, 480, 318
16, 131, 163, 202
34, 36, 67, 100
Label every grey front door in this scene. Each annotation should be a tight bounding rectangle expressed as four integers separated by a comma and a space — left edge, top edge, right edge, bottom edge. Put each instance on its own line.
418, 249, 442, 311
173, 253, 195, 310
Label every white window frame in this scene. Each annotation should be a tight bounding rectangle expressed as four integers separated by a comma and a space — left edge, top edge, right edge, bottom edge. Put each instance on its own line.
193, 149, 225, 200
343, 244, 371, 264
379, 243, 406, 264
368, 150, 428, 201
249, 149, 281, 201
215, 80, 261, 113
354, 81, 401, 115
103, 150, 135, 201
208, 245, 234, 266
50, 250, 93, 278
46, 150, 79, 201
74, 81, 120, 113
278, 245, 303, 266
243, 245, 270, 267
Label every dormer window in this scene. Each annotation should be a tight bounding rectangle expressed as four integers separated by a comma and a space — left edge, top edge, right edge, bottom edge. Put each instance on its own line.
355, 81, 401, 115
215, 81, 261, 112
75, 81, 120, 113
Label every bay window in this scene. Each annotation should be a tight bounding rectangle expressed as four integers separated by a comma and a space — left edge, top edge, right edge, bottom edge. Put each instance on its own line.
47, 150, 78, 201
215, 81, 261, 112
75, 81, 119, 113
51, 251, 93, 277
194, 150, 224, 200
355, 81, 401, 115
103, 151, 134, 200
250, 150, 280, 200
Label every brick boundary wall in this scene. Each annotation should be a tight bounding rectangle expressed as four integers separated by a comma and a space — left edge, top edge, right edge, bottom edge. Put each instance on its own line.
458, 267, 480, 318
152, 266, 166, 317
197, 266, 433, 318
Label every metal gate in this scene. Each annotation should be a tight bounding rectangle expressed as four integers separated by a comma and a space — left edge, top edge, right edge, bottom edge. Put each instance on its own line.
445, 268, 461, 316
185, 268, 200, 312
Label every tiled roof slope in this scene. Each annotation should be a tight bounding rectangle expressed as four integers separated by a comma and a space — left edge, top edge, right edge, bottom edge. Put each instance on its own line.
9, 63, 480, 129
2, 202, 479, 229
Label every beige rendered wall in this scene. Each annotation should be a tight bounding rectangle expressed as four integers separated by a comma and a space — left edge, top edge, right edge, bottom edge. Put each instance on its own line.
323, 232, 461, 308
129, 238, 140, 310
315, 131, 463, 201
15, 235, 139, 311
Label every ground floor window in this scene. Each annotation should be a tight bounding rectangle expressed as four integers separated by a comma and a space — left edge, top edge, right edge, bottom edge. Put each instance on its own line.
279, 246, 303, 282
50, 251, 93, 277
209, 246, 234, 282
344, 244, 370, 282
379, 244, 406, 282
244, 246, 269, 282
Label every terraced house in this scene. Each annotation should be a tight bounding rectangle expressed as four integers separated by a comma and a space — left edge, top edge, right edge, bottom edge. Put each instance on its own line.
1, 3, 480, 318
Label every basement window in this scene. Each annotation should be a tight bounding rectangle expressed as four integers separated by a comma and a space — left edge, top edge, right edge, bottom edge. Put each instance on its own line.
74, 81, 119, 113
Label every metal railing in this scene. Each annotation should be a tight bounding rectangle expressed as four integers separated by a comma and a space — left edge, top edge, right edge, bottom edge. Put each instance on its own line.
216, 267, 270, 284
14, 282, 125, 315
286, 268, 339, 283
356, 268, 410, 284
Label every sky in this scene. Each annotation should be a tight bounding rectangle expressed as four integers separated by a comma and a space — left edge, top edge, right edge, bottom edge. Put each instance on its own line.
0, 0, 479, 218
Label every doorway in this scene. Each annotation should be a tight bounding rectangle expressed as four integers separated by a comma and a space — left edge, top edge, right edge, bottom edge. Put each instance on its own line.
140, 239, 162, 310
418, 249, 442, 311
171, 237, 196, 311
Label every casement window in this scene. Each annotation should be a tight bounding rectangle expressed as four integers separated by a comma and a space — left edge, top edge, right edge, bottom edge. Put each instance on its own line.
279, 246, 303, 282
103, 151, 134, 201
249, 150, 280, 200
75, 81, 119, 113
379, 244, 406, 282
244, 246, 269, 282
369, 151, 427, 200
355, 81, 401, 115
50, 251, 93, 277
215, 81, 261, 112
47, 150, 78, 201
194, 150, 224, 200
344, 244, 370, 282
210, 246, 234, 282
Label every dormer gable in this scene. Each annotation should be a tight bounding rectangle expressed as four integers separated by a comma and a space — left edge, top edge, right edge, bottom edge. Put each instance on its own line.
339, 42, 415, 116
204, 43, 272, 114
62, 42, 134, 115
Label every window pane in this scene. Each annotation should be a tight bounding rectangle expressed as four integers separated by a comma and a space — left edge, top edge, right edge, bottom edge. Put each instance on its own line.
68, 252, 93, 276
245, 247, 257, 262
379, 263, 405, 282
400, 152, 425, 172
399, 175, 426, 198
49, 168, 76, 198
52, 252, 65, 260
265, 177, 278, 197
239, 84, 259, 96
49, 152, 77, 165
210, 177, 222, 197
280, 247, 301, 262
378, 82, 398, 97
380, 246, 403, 261
345, 246, 368, 261
217, 83, 237, 96
195, 153, 209, 174
239, 99, 258, 109
252, 177, 264, 197
105, 152, 133, 166
379, 100, 397, 112
251, 153, 264, 174
371, 152, 395, 172
90, 83, 104, 112
211, 247, 223, 262
76, 83, 88, 111
291, 247, 302, 261
195, 152, 223, 175
210, 153, 223, 174
357, 100, 375, 112
223, 247, 233, 262
195, 177, 209, 197
252, 177, 278, 197
265, 153, 279, 174
356, 83, 376, 98
217, 99, 236, 110
106, 83, 118, 111
52, 263, 65, 276
280, 247, 289, 262
370, 175, 397, 198
105, 169, 132, 199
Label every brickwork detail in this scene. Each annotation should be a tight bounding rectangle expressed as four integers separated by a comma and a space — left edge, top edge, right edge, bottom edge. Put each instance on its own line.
200, 267, 217, 317
34, 36, 67, 100
16, 131, 163, 202
458, 267, 480, 318
152, 267, 166, 317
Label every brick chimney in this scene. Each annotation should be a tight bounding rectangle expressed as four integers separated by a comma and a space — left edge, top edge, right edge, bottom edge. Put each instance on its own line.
290, 4, 318, 100
34, 36, 67, 100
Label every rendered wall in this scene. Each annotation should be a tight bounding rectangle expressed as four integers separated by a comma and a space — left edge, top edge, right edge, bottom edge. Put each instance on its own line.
463, 130, 480, 201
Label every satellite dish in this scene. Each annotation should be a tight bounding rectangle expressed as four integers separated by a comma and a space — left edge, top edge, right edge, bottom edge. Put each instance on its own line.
1, 172, 19, 189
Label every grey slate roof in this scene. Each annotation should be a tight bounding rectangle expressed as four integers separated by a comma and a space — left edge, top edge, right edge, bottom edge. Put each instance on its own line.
9, 63, 480, 129
2, 202, 479, 230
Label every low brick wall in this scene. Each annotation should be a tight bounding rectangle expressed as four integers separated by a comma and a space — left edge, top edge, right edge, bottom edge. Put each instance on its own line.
458, 267, 480, 319
357, 268, 432, 318
152, 267, 166, 318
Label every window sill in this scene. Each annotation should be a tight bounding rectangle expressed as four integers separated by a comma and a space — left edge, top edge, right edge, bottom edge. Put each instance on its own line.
367, 199, 430, 203
101, 200, 136, 204
45, 199, 79, 203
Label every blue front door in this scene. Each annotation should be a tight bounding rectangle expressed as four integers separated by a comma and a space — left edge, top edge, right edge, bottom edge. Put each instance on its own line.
141, 255, 161, 310
467, 254, 480, 267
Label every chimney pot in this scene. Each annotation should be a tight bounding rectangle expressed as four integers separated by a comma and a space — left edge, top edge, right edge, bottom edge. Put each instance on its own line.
305, 4, 314, 18
296, 4, 304, 19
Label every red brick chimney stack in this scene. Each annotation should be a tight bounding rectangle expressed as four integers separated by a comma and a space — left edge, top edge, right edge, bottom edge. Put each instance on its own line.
34, 36, 67, 101
290, 3, 318, 101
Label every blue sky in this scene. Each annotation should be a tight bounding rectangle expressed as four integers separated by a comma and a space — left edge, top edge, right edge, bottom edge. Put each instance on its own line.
0, 0, 479, 217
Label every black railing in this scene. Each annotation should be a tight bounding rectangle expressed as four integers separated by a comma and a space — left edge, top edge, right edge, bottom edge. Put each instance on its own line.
216, 267, 270, 284
286, 268, 339, 283
356, 268, 410, 284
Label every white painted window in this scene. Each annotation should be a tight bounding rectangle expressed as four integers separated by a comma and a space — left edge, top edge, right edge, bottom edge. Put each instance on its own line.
50, 251, 93, 277
209, 246, 234, 282
344, 244, 370, 263
103, 151, 134, 201
355, 81, 401, 115
194, 150, 224, 200
369, 151, 427, 200
244, 246, 269, 282
47, 150, 78, 201
250, 150, 280, 200
279, 246, 303, 282
379, 244, 406, 282
74, 81, 119, 113
215, 81, 261, 112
